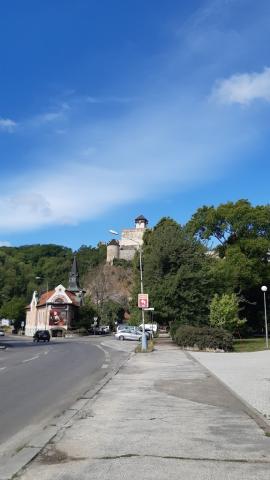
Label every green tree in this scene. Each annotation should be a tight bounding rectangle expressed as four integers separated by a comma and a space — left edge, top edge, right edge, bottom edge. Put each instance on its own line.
78, 297, 97, 329
0, 297, 26, 325
209, 293, 246, 334
187, 200, 270, 332
133, 217, 212, 326
100, 300, 125, 329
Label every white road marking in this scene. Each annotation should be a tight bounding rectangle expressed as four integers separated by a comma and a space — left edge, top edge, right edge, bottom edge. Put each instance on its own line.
97, 344, 111, 363
22, 355, 39, 363
0, 366, 7, 371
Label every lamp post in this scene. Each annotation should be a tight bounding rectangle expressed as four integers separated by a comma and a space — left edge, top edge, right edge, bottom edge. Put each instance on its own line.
109, 229, 148, 351
36, 276, 49, 293
261, 286, 268, 349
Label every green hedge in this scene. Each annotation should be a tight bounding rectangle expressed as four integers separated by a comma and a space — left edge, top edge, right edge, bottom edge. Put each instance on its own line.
171, 325, 233, 352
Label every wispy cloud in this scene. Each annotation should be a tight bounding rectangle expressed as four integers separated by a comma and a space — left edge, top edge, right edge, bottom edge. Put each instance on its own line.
0, 91, 253, 232
0, 240, 11, 247
0, 117, 17, 133
86, 96, 136, 104
1, 0, 269, 233
25, 102, 71, 129
212, 67, 270, 105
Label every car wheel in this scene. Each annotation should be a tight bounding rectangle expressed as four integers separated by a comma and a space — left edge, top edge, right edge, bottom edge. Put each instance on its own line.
119, 335, 124, 341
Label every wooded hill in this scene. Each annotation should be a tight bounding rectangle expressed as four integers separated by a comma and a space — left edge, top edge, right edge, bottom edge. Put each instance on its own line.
1, 199, 270, 335
0, 243, 107, 324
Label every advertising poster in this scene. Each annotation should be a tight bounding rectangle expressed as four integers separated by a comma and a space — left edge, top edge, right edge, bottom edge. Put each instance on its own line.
49, 307, 67, 327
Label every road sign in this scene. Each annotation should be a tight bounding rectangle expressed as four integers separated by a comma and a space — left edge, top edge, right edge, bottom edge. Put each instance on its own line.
138, 293, 149, 309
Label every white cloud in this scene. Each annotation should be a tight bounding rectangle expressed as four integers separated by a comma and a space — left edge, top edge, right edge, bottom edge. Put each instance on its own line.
0, 117, 17, 132
0, 92, 252, 233
0, 1, 267, 234
0, 241, 11, 247
28, 103, 70, 128
212, 67, 270, 105
86, 96, 136, 104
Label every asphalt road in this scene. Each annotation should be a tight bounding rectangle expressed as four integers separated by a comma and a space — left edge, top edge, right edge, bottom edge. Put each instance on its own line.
0, 334, 128, 454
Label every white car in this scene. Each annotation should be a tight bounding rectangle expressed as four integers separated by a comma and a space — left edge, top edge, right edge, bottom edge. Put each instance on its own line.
0, 330, 5, 336
115, 328, 142, 341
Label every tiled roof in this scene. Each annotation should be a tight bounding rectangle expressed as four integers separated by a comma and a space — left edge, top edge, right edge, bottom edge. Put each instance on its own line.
37, 289, 80, 307
135, 215, 148, 223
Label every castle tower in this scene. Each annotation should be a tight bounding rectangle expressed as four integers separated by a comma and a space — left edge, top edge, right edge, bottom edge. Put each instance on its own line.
135, 215, 148, 229
106, 239, 120, 265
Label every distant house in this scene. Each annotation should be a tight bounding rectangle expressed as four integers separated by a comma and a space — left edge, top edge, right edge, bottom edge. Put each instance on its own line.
25, 285, 81, 337
25, 256, 85, 337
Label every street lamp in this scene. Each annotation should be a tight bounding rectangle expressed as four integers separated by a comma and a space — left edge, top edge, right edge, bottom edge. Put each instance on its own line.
261, 286, 268, 349
36, 276, 49, 293
109, 229, 148, 351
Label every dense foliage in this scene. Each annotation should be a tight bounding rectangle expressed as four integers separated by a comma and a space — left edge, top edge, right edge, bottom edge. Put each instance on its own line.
171, 325, 234, 352
1, 199, 269, 341
187, 199, 270, 333
209, 293, 246, 333
133, 217, 212, 326
0, 243, 106, 323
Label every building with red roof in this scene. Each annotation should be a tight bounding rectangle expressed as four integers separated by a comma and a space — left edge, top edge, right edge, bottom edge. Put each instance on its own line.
25, 256, 85, 337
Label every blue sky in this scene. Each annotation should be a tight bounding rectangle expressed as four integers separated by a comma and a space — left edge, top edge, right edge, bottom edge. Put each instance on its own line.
1, 0, 270, 249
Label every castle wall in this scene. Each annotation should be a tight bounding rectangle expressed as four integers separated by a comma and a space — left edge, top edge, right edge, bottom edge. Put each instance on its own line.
107, 218, 148, 264
119, 246, 137, 261
120, 228, 144, 247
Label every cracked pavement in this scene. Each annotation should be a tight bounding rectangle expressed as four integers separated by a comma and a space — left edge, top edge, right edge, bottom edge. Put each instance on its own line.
16, 338, 270, 479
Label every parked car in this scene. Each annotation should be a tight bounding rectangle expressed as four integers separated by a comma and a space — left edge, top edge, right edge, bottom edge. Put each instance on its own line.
88, 325, 110, 335
97, 325, 110, 335
117, 325, 151, 339
33, 330, 50, 342
115, 328, 142, 341
0, 330, 5, 336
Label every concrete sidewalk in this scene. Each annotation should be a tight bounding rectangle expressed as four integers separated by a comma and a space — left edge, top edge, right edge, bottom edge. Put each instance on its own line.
190, 349, 270, 419
17, 339, 270, 480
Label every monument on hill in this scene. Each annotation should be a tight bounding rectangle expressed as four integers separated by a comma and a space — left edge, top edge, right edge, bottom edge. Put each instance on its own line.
107, 215, 149, 264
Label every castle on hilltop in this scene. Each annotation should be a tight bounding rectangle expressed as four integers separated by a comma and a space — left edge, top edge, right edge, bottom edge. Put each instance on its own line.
107, 215, 149, 264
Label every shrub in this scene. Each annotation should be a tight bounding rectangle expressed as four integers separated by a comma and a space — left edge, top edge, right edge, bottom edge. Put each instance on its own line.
171, 324, 233, 352
209, 293, 246, 333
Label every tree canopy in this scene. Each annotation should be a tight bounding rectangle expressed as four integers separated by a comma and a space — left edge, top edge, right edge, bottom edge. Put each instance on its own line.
187, 200, 270, 332
0, 243, 106, 321
133, 217, 212, 326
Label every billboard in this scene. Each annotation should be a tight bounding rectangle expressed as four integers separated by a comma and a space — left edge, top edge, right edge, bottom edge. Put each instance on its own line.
49, 307, 67, 327
138, 293, 149, 309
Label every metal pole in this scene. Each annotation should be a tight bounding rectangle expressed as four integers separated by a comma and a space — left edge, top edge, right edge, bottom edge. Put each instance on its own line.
108, 230, 147, 350
139, 247, 147, 351
263, 291, 269, 349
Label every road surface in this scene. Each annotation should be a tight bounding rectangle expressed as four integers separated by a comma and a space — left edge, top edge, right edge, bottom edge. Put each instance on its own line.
0, 334, 131, 456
